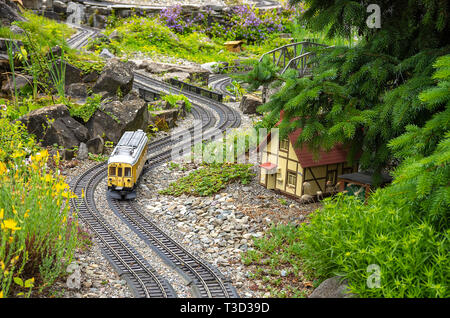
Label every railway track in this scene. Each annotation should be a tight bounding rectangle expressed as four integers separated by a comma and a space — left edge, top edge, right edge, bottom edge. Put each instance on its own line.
209, 74, 236, 102
67, 21, 243, 298
69, 163, 177, 298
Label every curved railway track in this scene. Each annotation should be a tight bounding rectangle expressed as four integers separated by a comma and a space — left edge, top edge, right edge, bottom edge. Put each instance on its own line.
66, 11, 244, 296
209, 74, 235, 102
68, 33, 242, 298
69, 163, 177, 298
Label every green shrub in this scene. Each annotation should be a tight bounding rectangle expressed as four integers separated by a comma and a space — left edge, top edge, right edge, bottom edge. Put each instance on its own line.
161, 93, 192, 113
69, 94, 102, 123
0, 116, 78, 298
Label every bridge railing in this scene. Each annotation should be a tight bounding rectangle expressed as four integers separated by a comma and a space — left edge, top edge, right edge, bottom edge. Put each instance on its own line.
259, 41, 328, 72
259, 41, 333, 102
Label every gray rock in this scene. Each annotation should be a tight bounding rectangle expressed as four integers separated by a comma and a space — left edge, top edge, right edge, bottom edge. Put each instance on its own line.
17, 104, 89, 149
9, 24, 24, 34
53, 0, 68, 14
0, 0, 26, 26
1, 74, 32, 95
86, 98, 148, 143
52, 60, 83, 87
122, 88, 140, 102
78, 142, 88, 160
93, 58, 134, 97
108, 30, 122, 41
99, 48, 115, 59
86, 135, 104, 154
239, 94, 262, 114
82, 71, 99, 83
66, 82, 87, 99
309, 276, 355, 298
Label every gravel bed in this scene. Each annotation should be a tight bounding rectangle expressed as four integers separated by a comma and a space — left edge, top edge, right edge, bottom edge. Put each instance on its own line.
136, 161, 320, 298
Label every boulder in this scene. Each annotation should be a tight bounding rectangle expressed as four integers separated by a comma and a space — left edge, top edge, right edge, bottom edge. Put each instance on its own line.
239, 94, 262, 114
93, 58, 134, 98
149, 109, 179, 129
17, 104, 89, 149
77, 142, 88, 160
108, 30, 122, 41
51, 60, 83, 87
201, 61, 228, 73
53, 0, 68, 14
123, 88, 140, 102
138, 61, 210, 82
308, 276, 355, 298
162, 72, 190, 83
0, 38, 23, 53
86, 135, 104, 154
82, 71, 99, 83
1, 74, 33, 95
86, 98, 148, 143
9, 25, 24, 35
0, 0, 26, 26
99, 48, 115, 59
65, 82, 87, 99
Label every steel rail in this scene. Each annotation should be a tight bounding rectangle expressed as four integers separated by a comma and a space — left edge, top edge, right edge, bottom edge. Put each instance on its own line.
69, 164, 176, 298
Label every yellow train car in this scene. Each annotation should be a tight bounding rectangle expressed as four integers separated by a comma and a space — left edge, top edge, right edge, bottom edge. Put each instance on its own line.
107, 130, 148, 200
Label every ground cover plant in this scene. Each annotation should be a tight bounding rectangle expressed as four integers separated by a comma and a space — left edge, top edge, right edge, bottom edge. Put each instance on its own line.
0, 115, 79, 298
160, 163, 254, 197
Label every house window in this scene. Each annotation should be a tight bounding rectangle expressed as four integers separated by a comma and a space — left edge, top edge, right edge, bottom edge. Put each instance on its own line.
280, 138, 289, 151
276, 168, 283, 183
287, 172, 296, 187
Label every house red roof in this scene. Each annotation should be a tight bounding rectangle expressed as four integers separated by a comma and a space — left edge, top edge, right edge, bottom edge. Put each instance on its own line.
257, 112, 355, 168
287, 127, 351, 168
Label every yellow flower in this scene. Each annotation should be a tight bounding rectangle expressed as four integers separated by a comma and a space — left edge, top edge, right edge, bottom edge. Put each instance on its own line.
0, 162, 6, 175
1, 219, 21, 232
0, 290, 3, 298
11, 150, 26, 159
42, 174, 52, 183
0, 208, 3, 220
34, 149, 48, 162
62, 191, 77, 199
24, 210, 30, 218
55, 182, 69, 193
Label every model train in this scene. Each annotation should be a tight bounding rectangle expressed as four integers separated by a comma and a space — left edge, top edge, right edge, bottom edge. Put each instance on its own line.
107, 130, 148, 200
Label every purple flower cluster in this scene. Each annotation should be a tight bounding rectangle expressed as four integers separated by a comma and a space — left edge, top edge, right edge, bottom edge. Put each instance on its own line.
160, 5, 207, 34
159, 5, 297, 43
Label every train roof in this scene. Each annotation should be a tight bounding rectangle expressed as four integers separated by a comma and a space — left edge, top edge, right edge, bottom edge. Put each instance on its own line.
108, 130, 148, 165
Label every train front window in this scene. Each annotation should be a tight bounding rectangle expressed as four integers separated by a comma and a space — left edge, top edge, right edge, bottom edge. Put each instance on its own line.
125, 167, 131, 177
117, 167, 122, 177
109, 166, 116, 176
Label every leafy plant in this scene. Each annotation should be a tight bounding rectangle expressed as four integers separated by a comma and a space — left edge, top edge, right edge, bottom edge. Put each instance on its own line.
69, 94, 102, 123
160, 163, 254, 197
0, 117, 78, 298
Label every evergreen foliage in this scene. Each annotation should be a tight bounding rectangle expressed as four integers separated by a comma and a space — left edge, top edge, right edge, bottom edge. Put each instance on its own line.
277, 56, 449, 297
247, 0, 450, 180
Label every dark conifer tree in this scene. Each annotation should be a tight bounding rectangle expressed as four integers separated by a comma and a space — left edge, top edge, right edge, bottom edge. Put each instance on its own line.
251, 0, 449, 183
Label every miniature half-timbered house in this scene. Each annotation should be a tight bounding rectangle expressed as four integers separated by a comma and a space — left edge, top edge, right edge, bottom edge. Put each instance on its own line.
258, 120, 358, 199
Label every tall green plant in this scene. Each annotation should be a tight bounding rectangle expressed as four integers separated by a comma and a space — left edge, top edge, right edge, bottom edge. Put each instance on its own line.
5, 39, 18, 107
